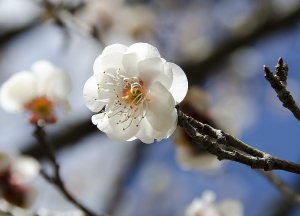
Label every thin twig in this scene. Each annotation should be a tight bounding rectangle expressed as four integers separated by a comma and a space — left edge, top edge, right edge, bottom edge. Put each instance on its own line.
264, 57, 300, 122
33, 124, 100, 216
258, 170, 300, 206
176, 106, 300, 174
38, 0, 106, 47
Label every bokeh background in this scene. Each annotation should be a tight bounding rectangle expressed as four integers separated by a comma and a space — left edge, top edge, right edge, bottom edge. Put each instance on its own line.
1, 0, 300, 215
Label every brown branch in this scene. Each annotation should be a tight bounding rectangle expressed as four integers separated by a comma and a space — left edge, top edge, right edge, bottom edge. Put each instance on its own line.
33, 124, 100, 216
176, 106, 300, 174
23, 119, 96, 159
264, 57, 300, 122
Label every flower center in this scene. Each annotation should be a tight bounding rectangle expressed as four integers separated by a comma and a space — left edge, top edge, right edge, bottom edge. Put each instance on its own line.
95, 69, 150, 130
24, 97, 56, 124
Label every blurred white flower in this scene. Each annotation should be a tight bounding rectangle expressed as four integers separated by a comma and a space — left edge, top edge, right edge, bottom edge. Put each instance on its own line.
173, 87, 222, 170
0, 152, 40, 208
75, 0, 123, 33
83, 43, 188, 143
104, 4, 158, 45
76, 1, 157, 46
185, 190, 243, 216
0, 61, 72, 124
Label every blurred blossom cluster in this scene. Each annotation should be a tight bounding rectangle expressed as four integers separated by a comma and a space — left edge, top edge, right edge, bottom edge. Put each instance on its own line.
185, 190, 243, 216
0, 61, 71, 124
76, 0, 157, 46
0, 152, 39, 209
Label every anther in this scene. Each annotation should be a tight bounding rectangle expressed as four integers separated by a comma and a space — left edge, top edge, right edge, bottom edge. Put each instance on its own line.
103, 71, 105, 73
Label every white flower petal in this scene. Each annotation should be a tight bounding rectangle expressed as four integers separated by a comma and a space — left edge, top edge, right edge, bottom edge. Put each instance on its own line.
146, 81, 177, 132
138, 57, 172, 89
162, 58, 173, 83
136, 115, 177, 143
122, 52, 142, 77
0, 71, 36, 112
93, 55, 105, 74
91, 113, 105, 125
168, 62, 188, 103
96, 106, 141, 142
102, 44, 128, 56
31, 61, 57, 97
83, 75, 108, 112
101, 52, 125, 71
126, 42, 161, 60
135, 119, 155, 144
51, 69, 72, 100
154, 119, 177, 141
31, 61, 71, 103
127, 137, 137, 141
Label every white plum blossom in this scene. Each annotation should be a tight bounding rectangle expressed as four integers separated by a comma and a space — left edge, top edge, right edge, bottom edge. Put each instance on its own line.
83, 43, 188, 143
185, 190, 244, 216
0, 61, 72, 124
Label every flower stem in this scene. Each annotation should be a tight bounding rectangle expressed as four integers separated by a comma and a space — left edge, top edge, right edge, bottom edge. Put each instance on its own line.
33, 124, 100, 216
